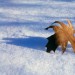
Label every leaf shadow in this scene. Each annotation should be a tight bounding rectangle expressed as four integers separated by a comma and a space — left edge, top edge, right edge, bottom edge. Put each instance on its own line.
3, 36, 48, 51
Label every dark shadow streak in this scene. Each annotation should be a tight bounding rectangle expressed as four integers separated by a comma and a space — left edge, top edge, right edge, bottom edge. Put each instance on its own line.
53, 0, 75, 2
3, 36, 47, 51
0, 0, 74, 8
0, 21, 47, 26
0, 2, 45, 8
0, 16, 75, 26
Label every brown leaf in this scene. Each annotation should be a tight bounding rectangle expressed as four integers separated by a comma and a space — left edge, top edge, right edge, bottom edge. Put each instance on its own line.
45, 19, 75, 53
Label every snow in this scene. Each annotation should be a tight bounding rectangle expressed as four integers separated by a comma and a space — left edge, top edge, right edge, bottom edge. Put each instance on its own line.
0, 0, 75, 75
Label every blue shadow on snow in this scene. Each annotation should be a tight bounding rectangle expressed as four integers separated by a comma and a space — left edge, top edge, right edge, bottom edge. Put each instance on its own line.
3, 36, 47, 51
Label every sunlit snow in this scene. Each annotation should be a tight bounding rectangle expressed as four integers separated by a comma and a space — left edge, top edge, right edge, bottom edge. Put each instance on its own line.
0, 0, 75, 75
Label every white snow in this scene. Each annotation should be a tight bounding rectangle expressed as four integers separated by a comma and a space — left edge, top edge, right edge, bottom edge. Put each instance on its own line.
0, 0, 75, 75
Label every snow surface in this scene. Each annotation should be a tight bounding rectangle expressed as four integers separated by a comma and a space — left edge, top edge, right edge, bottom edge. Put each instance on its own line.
0, 0, 75, 75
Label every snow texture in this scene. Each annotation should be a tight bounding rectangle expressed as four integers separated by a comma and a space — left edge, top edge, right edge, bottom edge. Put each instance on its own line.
0, 0, 75, 75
